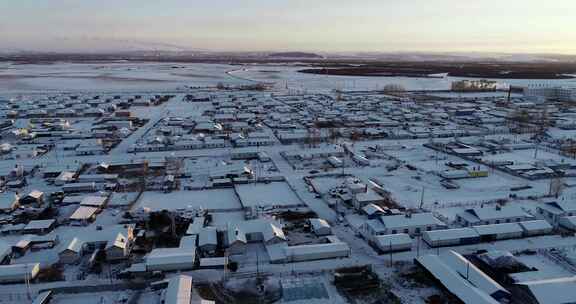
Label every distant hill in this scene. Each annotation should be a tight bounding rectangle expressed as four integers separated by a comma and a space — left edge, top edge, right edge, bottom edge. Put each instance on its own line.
267, 52, 323, 59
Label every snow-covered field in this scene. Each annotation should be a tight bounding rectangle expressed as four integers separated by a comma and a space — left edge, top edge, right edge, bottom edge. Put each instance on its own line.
2, 61, 575, 93
136, 189, 242, 211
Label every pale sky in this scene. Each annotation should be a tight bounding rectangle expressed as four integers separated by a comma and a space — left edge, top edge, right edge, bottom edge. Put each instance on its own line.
1, 0, 575, 54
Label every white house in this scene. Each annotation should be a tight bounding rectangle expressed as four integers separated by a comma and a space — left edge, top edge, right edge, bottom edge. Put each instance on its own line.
456, 205, 534, 227
372, 234, 412, 253
423, 228, 480, 248
380, 213, 446, 235
284, 242, 350, 263
146, 248, 196, 272
473, 223, 524, 241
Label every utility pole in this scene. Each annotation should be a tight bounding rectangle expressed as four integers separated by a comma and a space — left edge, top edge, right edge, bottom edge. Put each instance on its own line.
419, 186, 425, 209
389, 240, 393, 266
416, 236, 421, 258
466, 260, 470, 282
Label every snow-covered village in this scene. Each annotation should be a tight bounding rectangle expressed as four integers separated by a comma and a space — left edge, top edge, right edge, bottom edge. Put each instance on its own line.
2, 1, 576, 301
0, 60, 575, 304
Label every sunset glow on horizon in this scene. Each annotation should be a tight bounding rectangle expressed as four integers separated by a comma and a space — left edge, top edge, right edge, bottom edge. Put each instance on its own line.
1, 0, 575, 54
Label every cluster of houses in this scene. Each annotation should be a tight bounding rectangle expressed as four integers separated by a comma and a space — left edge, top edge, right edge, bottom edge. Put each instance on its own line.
0, 93, 172, 119
0, 93, 172, 158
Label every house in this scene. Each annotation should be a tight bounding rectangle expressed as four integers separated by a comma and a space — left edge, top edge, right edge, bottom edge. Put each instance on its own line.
233, 219, 287, 245
456, 205, 534, 227
423, 228, 480, 248
77, 174, 118, 184
473, 223, 524, 241
372, 234, 412, 253
284, 241, 350, 263
59, 238, 83, 264
69, 206, 100, 225
0, 193, 19, 213
12, 239, 32, 257
146, 248, 196, 272
230, 147, 260, 160
415, 253, 504, 304
80, 195, 109, 209
19, 190, 44, 206
518, 220, 553, 236
199, 257, 227, 269
179, 235, 197, 249
62, 182, 97, 193
54, 171, 76, 186
558, 216, 576, 231
105, 232, 130, 261
0, 240, 12, 264
359, 219, 387, 238
352, 188, 385, 210
516, 277, 576, 304
185, 217, 205, 235
224, 226, 247, 256
380, 213, 446, 235
198, 227, 218, 255
22, 219, 56, 235
261, 222, 286, 244
537, 201, 576, 225
309, 218, 332, 236
362, 203, 386, 219
165, 275, 193, 304
441, 251, 511, 303
0, 263, 41, 284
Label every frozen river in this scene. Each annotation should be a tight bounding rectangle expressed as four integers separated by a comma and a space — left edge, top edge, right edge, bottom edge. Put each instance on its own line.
1, 61, 575, 93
